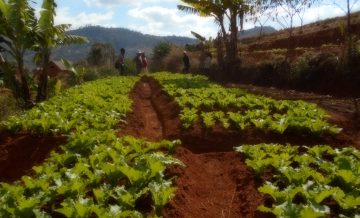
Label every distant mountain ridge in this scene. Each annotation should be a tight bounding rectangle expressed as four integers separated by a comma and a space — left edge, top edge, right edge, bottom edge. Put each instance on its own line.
52, 26, 198, 62
239, 26, 277, 39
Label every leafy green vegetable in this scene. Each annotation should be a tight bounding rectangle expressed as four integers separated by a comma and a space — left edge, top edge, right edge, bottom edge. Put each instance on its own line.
153, 72, 341, 136
0, 76, 183, 217
236, 143, 360, 217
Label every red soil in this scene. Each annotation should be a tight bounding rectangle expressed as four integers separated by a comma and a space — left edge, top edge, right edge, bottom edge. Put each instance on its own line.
118, 79, 164, 141
0, 132, 66, 183
164, 148, 269, 218
247, 23, 360, 50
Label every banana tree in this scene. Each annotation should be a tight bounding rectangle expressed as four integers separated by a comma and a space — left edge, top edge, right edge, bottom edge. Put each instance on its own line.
178, 0, 230, 75
34, 0, 88, 102
0, 0, 37, 104
178, 0, 256, 74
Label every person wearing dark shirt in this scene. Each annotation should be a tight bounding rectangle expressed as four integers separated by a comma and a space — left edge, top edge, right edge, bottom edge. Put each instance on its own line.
182, 51, 190, 73
118, 48, 126, 75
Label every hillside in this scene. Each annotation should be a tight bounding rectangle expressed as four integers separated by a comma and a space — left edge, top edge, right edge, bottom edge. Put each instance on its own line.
241, 11, 360, 50
52, 26, 198, 62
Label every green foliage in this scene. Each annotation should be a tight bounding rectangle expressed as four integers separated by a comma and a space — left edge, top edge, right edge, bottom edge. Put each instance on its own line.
83, 68, 99, 81
0, 0, 37, 102
47, 78, 62, 98
1, 76, 138, 134
87, 43, 115, 67
34, 0, 88, 101
191, 31, 206, 42
178, 0, 253, 69
124, 59, 137, 75
236, 144, 360, 217
153, 72, 341, 136
292, 52, 339, 86
0, 75, 182, 216
0, 88, 20, 122
152, 42, 171, 61
0, 131, 182, 217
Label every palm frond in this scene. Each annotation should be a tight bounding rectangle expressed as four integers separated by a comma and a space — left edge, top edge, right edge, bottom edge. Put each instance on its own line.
191, 31, 206, 41
177, 4, 202, 15
38, 0, 56, 32
61, 35, 89, 45
0, 0, 8, 17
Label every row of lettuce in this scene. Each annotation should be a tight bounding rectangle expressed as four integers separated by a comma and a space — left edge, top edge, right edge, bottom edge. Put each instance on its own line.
152, 72, 359, 217
236, 144, 360, 217
0, 76, 182, 217
153, 72, 341, 135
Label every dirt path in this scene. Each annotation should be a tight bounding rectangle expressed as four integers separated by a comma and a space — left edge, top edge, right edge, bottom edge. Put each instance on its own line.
118, 80, 163, 141
119, 77, 268, 218
164, 147, 265, 218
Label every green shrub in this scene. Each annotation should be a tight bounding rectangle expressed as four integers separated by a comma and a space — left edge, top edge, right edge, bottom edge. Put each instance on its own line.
83, 68, 99, 81
47, 79, 62, 98
124, 59, 137, 75
255, 54, 291, 86
292, 52, 315, 81
0, 89, 20, 122
153, 42, 171, 61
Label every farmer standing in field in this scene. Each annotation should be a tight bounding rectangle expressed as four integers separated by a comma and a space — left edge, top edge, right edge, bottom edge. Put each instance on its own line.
182, 51, 190, 73
134, 51, 143, 74
118, 48, 126, 75
203, 52, 212, 76
140, 52, 148, 73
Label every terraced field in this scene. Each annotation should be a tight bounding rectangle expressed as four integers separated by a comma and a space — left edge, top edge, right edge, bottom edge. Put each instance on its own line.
0, 73, 358, 217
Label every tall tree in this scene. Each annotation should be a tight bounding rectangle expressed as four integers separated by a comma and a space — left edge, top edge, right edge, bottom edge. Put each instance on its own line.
330, 0, 360, 60
261, 0, 317, 49
251, 3, 272, 41
34, 0, 88, 102
178, 0, 256, 74
86, 43, 115, 67
331, 0, 359, 37
0, 0, 36, 104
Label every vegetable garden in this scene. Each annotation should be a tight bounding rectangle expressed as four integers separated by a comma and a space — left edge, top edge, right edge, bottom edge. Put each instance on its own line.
0, 73, 359, 217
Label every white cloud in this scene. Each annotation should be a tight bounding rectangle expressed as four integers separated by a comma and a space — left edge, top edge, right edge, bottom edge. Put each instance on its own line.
83, 0, 131, 7
55, 7, 116, 29
82, 0, 178, 8
128, 6, 218, 37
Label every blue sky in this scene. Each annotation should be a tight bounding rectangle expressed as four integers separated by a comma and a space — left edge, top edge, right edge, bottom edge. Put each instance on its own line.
31, 0, 360, 38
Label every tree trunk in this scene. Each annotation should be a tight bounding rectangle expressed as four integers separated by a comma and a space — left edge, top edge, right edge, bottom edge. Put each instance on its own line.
36, 53, 50, 102
346, 0, 353, 61
228, 11, 238, 65
224, 10, 239, 80
347, 0, 351, 37
17, 56, 31, 104
285, 15, 295, 61
215, 32, 225, 80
